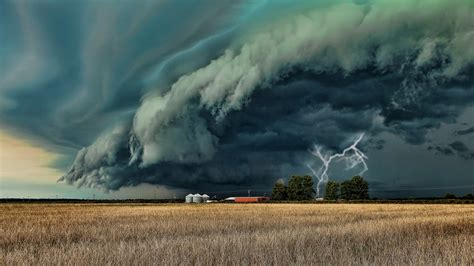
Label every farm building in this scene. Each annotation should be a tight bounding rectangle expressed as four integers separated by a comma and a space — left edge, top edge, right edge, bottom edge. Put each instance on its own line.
185, 194, 193, 203
192, 194, 203, 203
227, 197, 270, 203
185, 193, 212, 203
187, 195, 270, 203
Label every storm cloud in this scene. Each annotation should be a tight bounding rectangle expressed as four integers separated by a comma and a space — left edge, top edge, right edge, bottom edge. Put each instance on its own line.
1, 0, 473, 194
455, 126, 474, 136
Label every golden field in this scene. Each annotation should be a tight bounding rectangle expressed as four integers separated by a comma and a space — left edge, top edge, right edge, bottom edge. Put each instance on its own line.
1, 203, 473, 265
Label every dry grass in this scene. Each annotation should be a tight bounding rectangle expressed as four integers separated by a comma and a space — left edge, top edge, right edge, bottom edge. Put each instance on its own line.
1, 203, 473, 265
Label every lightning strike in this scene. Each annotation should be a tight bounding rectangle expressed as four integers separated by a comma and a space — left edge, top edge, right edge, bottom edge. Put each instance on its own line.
307, 133, 368, 197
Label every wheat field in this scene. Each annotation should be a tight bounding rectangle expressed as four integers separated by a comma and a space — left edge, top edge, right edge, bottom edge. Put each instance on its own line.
1, 203, 473, 265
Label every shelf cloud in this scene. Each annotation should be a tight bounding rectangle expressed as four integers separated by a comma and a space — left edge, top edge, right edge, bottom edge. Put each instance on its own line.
1, 0, 473, 194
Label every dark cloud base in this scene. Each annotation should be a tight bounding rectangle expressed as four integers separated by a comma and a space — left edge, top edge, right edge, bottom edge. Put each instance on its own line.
62, 67, 474, 191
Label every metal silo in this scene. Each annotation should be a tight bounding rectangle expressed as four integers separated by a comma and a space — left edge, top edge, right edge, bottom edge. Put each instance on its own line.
185, 194, 193, 203
192, 194, 203, 203
202, 194, 210, 202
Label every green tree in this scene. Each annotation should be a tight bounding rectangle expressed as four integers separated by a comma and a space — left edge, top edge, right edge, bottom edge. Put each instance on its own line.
340, 180, 352, 200
301, 175, 315, 200
462, 194, 473, 199
272, 180, 288, 200
287, 175, 314, 201
340, 176, 369, 200
325, 181, 340, 200
351, 176, 369, 200
444, 193, 456, 199
287, 175, 302, 201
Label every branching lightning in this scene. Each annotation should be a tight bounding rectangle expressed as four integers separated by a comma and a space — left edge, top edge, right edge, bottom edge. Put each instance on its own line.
307, 133, 368, 197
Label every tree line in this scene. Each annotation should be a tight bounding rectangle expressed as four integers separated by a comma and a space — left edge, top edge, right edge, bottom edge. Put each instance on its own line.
324, 176, 369, 200
272, 175, 369, 201
271, 175, 314, 201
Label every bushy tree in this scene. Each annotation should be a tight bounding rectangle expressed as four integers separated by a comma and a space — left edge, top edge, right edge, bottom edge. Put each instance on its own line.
462, 194, 473, 199
272, 180, 288, 200
340, 180, 352, 200
325, 181, 340, 200
288, 176, 302, 201
351, 176, 369, 200
444, 193, 456, 199
288, 175, 315, 201
340, 176, 369, 200
301, 175, 315, 200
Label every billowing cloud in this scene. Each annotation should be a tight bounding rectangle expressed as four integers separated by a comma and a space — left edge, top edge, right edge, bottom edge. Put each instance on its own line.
1, 0, 473, 195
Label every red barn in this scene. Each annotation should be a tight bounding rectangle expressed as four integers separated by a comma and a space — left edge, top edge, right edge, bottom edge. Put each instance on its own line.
233, 197, 270, 203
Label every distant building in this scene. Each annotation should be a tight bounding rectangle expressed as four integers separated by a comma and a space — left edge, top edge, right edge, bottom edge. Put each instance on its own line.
186, 195, 270, 203
229, 196, 270, 203
186, 193, 214, 203
224, 197, 236, 202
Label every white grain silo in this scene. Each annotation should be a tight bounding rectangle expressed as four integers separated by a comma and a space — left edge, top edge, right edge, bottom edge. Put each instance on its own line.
202, 194, 210, 202
192, 194, 203, 203
185, 194, 193, 203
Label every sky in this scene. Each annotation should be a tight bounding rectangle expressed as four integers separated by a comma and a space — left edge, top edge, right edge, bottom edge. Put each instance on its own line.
0, 0, 473, 199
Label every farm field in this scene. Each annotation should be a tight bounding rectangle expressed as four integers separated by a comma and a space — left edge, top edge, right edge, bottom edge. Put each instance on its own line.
1, 203, 473, 265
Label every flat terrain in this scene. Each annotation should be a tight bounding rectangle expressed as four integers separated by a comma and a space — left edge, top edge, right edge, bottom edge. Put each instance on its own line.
1, 203, 473, 265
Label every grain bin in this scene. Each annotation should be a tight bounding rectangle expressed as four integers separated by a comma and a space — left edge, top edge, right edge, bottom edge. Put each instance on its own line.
202, 194, 210, 202
185, 194, 193, 203
192, 194, 203, 203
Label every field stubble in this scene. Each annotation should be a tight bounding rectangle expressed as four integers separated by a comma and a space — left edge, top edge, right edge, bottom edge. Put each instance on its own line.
0, 203, 473, 265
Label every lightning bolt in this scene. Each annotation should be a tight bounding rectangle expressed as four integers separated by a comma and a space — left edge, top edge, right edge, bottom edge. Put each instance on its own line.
307, 133, 368, 197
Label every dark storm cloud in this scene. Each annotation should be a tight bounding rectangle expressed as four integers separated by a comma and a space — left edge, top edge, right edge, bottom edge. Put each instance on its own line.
433, 146, 455, 156
1, 0, 474, 193
455, 127, 474, 136
0, 0, 243, 150
449, 141, 469, 153
428, 141, 474, 160
449, 141, 474, 160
